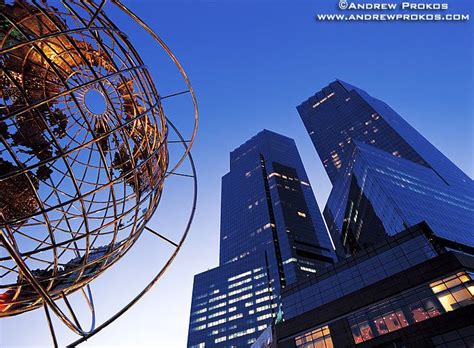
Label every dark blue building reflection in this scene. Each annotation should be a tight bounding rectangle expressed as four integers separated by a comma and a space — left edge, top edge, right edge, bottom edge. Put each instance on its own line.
258, 81, 474, 348
298, 80, 473, 258
187, 130, 335, 347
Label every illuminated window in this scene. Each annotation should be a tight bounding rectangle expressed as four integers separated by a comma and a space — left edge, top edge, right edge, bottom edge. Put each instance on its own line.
209, 302, 226, 310
228, 328, 256, 339
192, 308, 207, 316
256, 295, 271, 304
208, 294, 226, 303
191, 324, 207, 332
349, 271, 473, 344
430, 271, 474, 311
351, 321, 373, 343
372, 310, 408, 335
437, 293, 457, 312
208, 318, 226, 327
228, 293, 252, 304
300, 266, 317, 273
257, 313, 273, 321
297, 211, 306, 218
283, 257, 297, 265
191, 316, 207, 324
228, 271, 251, 282
229, 313, 243, 321
228, 277, 251, 289
190, 343, 205, 348
215, 336, 226, 343
229, 285, 252, 297
295, 325, 333, 348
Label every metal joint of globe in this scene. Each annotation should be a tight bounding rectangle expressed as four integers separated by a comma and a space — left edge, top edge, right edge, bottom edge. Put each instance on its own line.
0, 0, 198, 345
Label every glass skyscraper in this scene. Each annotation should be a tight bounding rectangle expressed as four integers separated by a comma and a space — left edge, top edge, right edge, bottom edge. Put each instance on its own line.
187, 130, 335, 347
324, 142, 474, 257
297, 80, 473, 258
297, 80, 471, 187
251, 81, 474, 348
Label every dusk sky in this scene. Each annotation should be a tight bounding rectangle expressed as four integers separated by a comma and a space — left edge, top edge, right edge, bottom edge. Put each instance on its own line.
1, 0, 473, 346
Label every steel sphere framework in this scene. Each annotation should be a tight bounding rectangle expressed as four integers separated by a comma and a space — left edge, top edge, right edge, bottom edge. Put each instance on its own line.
0, 0, 198, 345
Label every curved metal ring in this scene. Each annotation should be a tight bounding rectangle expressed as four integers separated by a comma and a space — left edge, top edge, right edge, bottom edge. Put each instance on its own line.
0, 0, 198, 343
66, 117, 198, 346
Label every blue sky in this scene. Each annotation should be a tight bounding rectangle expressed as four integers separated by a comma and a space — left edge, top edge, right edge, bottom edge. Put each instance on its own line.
1, 0, 472, 346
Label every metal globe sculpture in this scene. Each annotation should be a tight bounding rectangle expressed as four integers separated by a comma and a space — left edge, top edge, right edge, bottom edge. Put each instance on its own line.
0, 0, 197, 345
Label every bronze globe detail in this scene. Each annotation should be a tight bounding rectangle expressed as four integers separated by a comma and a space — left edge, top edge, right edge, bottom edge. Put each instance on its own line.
0, 0, 197, 344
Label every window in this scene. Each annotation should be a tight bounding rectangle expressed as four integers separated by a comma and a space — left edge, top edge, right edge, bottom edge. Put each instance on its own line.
295, 325, 333, 348
430, 272, 474, 311
229, 313, 243, 321
215, 336, 226, 343
372, 310, 408, 335
349, 271, 473, 344
351, 320, 374, 343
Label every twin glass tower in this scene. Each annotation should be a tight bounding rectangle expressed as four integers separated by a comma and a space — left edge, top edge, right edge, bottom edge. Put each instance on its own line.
187, 81, 473, 347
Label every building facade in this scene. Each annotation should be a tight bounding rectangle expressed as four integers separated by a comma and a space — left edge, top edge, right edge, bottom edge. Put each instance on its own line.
187, 130, 336, 347
297, 80, 473, 258
274, 223, 474, 347
297, 80, 470, 187
250, 81, 474, 347
324, 142, 474, 258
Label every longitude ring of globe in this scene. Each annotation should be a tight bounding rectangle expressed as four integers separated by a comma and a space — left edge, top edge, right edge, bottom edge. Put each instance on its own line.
0, 0, 198, 345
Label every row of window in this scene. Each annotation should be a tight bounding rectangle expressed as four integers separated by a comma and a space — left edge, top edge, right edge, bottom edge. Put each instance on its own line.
295, 325, 333, 348
349, 271, 473, 344
292, 271, 473, 347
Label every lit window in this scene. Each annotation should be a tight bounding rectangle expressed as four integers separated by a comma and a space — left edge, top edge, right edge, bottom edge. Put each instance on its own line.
228, 293, 252, 304
295, 325, 333, 348
228, 271, 251, 282
191, 324, 207, 332
208, 311, 226, 319
283, 257, 297, 265
297, 211, 306, 218
437, 293, 457, 312
300, 266, 317, 273
257, 313, 272, 321
215, 336, 226, 343
229, 313, 243, 321
256, 295, 271, 304
268, 172, 281, 178
349, 271, 473, 344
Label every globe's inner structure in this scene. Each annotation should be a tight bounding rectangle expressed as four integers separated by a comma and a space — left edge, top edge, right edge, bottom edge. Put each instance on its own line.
0, 0, 168, 317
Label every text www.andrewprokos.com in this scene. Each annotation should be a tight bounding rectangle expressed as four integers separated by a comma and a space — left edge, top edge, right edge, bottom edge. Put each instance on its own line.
316, 13, 469, 21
